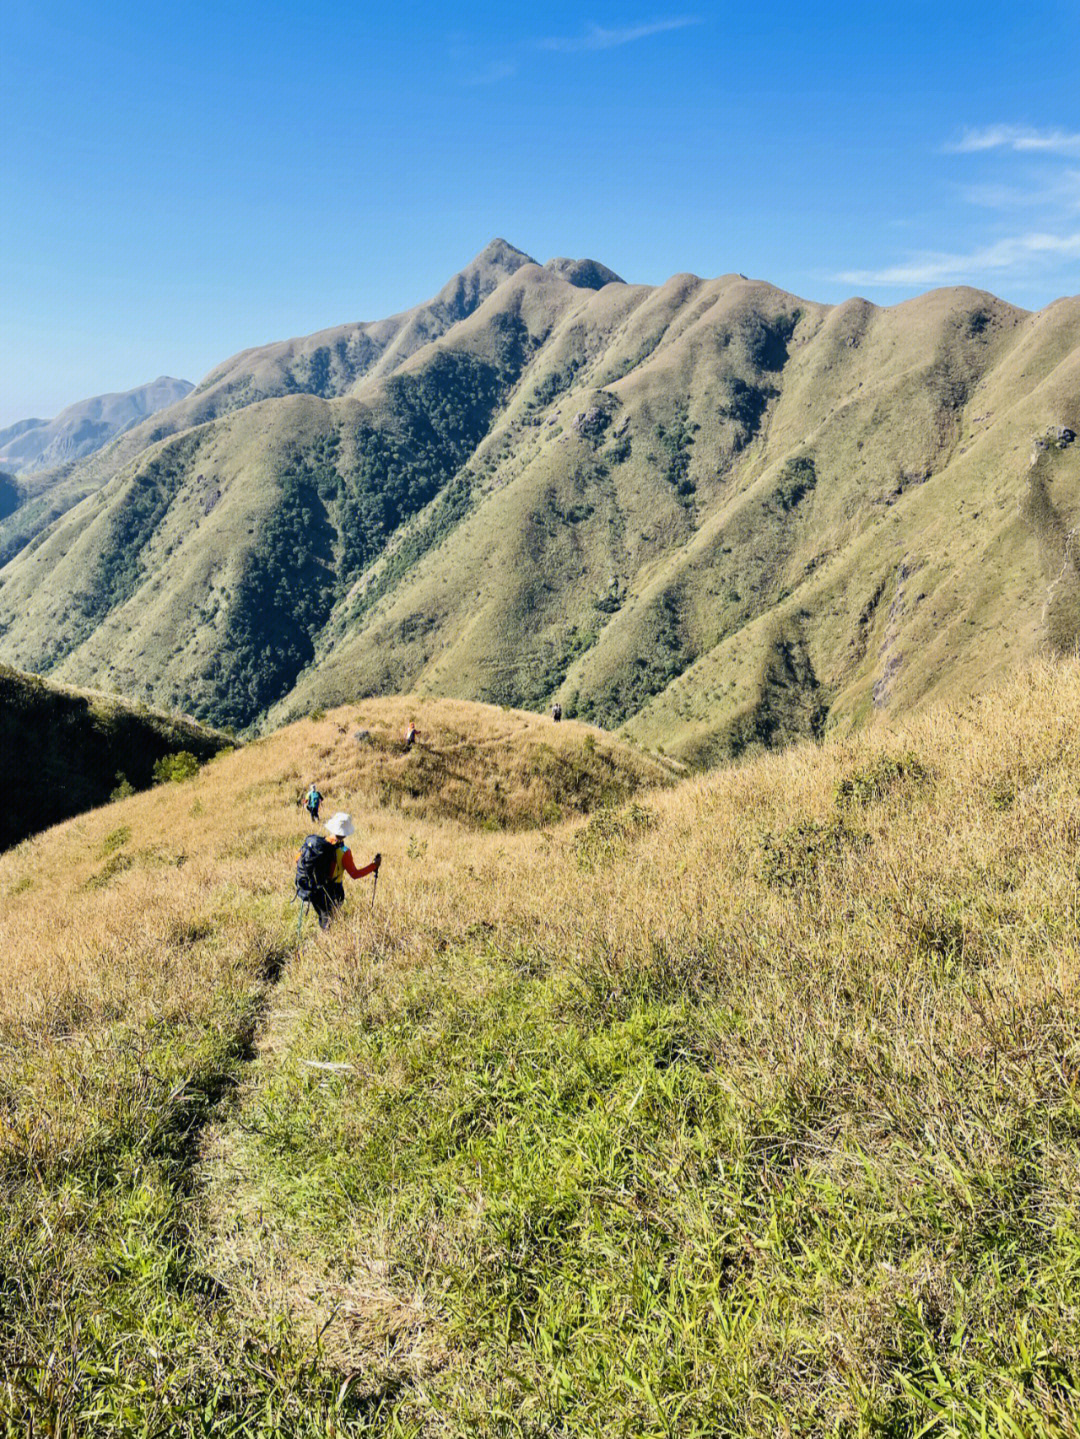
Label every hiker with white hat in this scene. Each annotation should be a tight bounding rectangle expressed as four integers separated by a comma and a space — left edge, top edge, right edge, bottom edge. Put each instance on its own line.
294, 811, 380, 931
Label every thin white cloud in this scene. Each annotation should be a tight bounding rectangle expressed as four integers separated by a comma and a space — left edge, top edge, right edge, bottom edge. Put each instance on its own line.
947, 124, 1080, 157
841, 124, 1080, 292
539, 17, 701, 53
961, 169, 1080, 211
839, 231, 1080, 287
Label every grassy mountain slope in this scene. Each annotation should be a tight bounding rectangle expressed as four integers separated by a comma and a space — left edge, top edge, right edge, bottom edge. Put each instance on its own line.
0, 662, 232, 850
272, 278, 1079, 757
0, 376, 194, 474
2, 665, 1080, 1433
0, 378, 195, 565
1, 252, 1077, 756
618, 290, 1080, 759
0, 458, 90, 567
0, 242, 539, 562
0, 264, 585, 725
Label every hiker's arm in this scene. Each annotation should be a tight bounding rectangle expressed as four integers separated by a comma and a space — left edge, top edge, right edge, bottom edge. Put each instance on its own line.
343, 850, 380, 879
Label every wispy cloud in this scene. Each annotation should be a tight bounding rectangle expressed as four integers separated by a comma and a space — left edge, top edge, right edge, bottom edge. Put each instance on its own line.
539, 17, 701, 53
839, 231, 1080, 288
452, 16, 699, 87
947, 124, 1080, 157
962, 169, 1080, 212
838, 122, 1080, 293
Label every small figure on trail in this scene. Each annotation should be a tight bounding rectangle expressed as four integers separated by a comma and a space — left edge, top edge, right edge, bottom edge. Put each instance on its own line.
295, 812, 380, 931
404, 721, 419, 751
551, 702, 562, 723
305, 783, 322, 821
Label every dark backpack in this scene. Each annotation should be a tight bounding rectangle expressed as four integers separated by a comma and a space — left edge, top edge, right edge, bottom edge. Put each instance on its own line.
295, 834, 335, 899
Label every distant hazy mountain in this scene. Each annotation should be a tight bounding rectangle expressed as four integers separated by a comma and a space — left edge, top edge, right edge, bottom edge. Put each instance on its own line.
0, 242, 1076, 763
0, 377, 194, 474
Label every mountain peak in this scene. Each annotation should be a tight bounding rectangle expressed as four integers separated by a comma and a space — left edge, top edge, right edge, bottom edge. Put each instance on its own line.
477, 238, 537, 267
434, 240, 538, 323
544, 257, 625, 290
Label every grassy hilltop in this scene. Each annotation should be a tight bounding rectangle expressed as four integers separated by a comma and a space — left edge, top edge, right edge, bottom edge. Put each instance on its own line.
0, 243, 1077, 755
2, 668, 1080, 1434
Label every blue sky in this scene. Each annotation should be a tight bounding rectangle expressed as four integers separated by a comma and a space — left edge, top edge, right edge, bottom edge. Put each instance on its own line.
2, 0, 1078, 425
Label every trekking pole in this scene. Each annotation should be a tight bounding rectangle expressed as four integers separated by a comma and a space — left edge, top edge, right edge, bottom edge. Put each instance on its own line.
295, 899, 307, 945
370, 854, 381, 911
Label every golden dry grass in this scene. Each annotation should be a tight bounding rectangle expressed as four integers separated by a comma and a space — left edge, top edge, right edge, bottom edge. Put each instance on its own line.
0, 699, 666, 1025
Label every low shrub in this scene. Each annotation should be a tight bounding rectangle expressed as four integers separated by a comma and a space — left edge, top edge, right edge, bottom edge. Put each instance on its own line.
575, 801, 656, 870
152, 750, 201, 784
99, 825, 131, 856
833, 750, 929, 808
758, 815, 869, 888
109, 772, 135, 801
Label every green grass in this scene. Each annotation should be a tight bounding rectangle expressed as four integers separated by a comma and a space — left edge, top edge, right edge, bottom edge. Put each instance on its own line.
217, 935, 1080, 1436
5, 647, 1080, 1435
0, 912, 391, 1436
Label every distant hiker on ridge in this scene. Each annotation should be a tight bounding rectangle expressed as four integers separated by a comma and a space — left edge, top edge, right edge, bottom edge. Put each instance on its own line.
551, 702, 562, 723
404, 721, 419, 751
305, 783, 322, 821
295, 812, 380, 931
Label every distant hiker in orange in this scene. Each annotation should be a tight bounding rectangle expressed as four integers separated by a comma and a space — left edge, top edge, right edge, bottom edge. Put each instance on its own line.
404, 721, 419, 751
295, 812, 380, 930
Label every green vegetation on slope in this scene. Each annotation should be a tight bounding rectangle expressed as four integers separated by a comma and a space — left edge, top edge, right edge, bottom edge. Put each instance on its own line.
0, 662, 232, 849
49, 434, 202, 669
261, 280, 1079, 753
206, 343, 528, 729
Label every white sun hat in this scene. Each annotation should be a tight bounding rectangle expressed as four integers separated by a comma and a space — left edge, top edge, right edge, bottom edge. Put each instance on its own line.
324, 812, 354, 838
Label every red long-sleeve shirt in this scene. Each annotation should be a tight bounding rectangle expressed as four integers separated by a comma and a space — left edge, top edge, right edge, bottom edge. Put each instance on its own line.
334, 844, 377, 881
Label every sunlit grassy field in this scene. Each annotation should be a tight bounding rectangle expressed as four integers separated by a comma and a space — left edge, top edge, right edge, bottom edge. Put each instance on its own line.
2, 675, 1080, 1436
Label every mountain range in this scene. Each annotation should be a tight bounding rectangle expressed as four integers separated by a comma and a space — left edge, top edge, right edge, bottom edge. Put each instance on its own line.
0, 240, 1077, 762
0, 376, 194, 567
